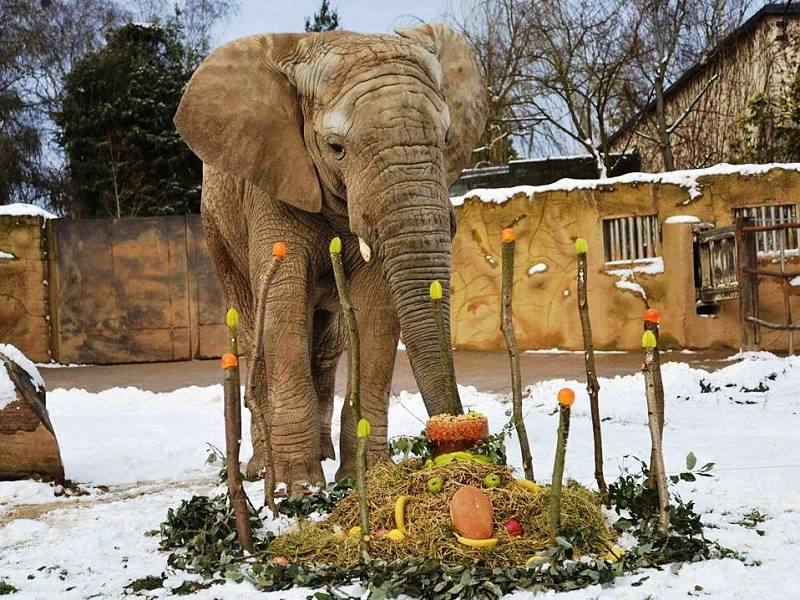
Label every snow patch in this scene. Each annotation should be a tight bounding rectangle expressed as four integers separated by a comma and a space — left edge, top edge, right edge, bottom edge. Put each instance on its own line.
0, 251, 16, 260
450, 162, 800, 207
0, 203, 57, 220
527, 262, 547, 275
604, 257, 665, 299
791, 276, 800, 287
664, 215, 702, 224
0, 344, 44, 410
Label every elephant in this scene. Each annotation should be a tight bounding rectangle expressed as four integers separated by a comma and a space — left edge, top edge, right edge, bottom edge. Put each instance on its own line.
174, 23, 488, 492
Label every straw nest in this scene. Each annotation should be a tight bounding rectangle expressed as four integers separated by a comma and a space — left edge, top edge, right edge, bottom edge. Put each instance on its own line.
268, 460, 615, 568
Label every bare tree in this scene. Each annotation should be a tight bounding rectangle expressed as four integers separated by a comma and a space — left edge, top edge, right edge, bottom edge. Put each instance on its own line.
456, 0, 540, 166
522, 0, 641, 177
625, 0, 754, 171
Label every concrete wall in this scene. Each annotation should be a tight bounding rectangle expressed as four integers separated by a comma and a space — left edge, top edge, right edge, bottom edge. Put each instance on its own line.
0, 216, 51, 363
451, 166, 800, 351
1, 165, 798, 362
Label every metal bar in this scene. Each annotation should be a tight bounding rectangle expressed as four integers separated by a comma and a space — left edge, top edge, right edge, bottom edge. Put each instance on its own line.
744, 268, 800, 279
636, 217, 645, 259
697, 225, 737, 242
741, 223, 800, 233
746, 316, 800, 331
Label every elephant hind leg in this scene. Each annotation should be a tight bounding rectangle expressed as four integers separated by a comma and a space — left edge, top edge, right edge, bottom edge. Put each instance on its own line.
312, 309, 346, 462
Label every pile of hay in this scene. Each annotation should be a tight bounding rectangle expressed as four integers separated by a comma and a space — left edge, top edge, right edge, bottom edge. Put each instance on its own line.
268, 460, 615, 568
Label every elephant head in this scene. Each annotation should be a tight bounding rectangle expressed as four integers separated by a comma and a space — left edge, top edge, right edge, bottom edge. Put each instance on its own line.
174, 24, 487, 417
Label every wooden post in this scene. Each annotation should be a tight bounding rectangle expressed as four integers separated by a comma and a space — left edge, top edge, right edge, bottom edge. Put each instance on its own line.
549, 388, 574, 542
642, 331, 670, 535
574, 238, 606, 498
430, 280, 460, 415
500, 228, 534, 481
221, 349, 254, 553
330, 237, 369, 555
736, 216, 758, 351
643, 308, 664, 489
244, 242, 286, 516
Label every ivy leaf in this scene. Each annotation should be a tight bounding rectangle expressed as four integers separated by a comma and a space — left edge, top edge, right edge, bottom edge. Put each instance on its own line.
686, 452, 697, 470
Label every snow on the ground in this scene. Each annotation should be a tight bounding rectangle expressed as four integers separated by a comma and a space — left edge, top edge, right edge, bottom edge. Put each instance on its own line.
0, 344, 45, 410
450, 162, 800, 207
0, 203, 57, 220
1, 352, 800, 598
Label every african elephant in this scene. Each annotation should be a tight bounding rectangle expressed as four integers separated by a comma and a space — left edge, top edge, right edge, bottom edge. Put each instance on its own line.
174, 23, 487, 491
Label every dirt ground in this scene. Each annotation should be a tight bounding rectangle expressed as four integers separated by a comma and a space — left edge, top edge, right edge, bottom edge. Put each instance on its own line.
39, 348, 735, 394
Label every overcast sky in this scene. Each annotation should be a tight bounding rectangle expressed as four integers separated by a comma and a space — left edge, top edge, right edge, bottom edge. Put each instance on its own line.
218, 0, 467, 42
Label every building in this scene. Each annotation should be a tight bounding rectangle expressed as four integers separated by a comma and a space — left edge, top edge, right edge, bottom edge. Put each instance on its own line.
606, 3, 800, 172
449, 153, 640, 197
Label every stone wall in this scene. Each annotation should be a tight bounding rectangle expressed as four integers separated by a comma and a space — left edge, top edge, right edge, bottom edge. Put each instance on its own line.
451, 165, 800, 351
0, 216, 50, 363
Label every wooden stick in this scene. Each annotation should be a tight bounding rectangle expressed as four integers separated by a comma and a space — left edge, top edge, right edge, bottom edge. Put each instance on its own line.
643, 308, 664, 489
430, 280, 460, 415
356, 417, 371, 556
221, 345, 254, 553
642, 330, 671, 535
330, 237, 369, 555
244, 242, 286, 516
574, 238, 607, 499
549, 388, 574, 542
500, 229, 534, 481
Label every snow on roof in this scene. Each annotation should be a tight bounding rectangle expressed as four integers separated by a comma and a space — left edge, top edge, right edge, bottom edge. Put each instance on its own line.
0, 344, 45, 410
450, 162, 800, 207
0, 203, 57, 220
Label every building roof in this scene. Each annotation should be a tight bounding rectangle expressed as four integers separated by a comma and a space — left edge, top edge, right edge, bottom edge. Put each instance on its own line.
605, 2, 800, 149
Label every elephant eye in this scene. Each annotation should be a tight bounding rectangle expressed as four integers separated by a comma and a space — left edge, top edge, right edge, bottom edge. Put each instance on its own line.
328, 141, 346, 159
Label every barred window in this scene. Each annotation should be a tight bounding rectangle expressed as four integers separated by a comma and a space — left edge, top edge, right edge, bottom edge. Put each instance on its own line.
733, 205, 798, 254
602, 215, 660, 263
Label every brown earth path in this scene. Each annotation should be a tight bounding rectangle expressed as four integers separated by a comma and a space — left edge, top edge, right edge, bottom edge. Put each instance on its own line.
39, 349, 735, 394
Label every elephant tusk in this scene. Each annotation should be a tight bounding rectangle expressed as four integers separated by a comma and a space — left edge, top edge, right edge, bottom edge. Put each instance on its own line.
358, 237, 372, 262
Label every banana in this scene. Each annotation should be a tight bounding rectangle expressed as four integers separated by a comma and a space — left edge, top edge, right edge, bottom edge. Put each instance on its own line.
455, 534, 499, 548
515, 479, 542, 494
384, 528, 405, 542
394, 495, 410, 531
433, 453, 456, 466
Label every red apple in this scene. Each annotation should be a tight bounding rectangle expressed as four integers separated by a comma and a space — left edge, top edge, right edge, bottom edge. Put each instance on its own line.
506, 518, 523, 537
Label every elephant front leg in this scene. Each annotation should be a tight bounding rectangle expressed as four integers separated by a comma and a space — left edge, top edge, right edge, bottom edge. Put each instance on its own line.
258, 292, 325, 493
336, 266, 399, 480
312, 309, 346, 461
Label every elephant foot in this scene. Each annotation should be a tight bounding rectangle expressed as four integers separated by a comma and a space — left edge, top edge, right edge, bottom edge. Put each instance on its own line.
245, 449, 266, 480
274, 454, 325, 494
320, 433, 336, 461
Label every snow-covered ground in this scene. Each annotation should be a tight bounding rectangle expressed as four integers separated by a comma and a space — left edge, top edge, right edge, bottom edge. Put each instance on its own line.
1, 352, 799, 598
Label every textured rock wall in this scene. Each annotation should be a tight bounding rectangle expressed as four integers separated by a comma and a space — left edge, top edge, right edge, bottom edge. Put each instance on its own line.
450, 168, 800, 351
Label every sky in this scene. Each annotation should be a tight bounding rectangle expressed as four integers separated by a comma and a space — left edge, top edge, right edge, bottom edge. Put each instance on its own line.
218, 0, 468, 42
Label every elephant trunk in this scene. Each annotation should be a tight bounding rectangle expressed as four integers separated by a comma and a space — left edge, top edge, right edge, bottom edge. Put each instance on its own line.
374, 188, 463, 417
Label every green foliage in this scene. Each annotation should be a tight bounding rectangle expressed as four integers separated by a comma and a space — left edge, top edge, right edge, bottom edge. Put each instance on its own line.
471, 419, 514, 465
0, 580, 18, 595
277, 478, 354, 518
729, 70, 800, 163
124, 574, 164, 593
389, 430, 435, 462
304, 0, 339, 32
144, 451, 743, 598
54, 21, 202, 217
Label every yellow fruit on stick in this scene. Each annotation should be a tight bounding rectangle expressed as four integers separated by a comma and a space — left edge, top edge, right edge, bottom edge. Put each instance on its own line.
357, 418, 371, 438
329, 236, 342, 254
394, 495, 410, 531
605, 545, 623, 562
225, 307, 239, 328
429, 279, 443, 300
642, 330, 657, 349
455, 535, 498, 548
575, 237, 589, 254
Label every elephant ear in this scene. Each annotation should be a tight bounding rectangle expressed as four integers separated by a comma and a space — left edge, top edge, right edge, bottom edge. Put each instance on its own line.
395, 22, 488, 185
174, 34, 322, 212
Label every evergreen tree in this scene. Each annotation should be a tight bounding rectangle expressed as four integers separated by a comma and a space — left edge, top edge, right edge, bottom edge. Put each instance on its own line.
305, 0, 339, 32
730, 70, 800, 164
54, 22, 202, 217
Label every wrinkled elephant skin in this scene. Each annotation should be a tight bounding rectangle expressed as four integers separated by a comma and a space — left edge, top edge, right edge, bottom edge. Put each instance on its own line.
174, 24, 488, 491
